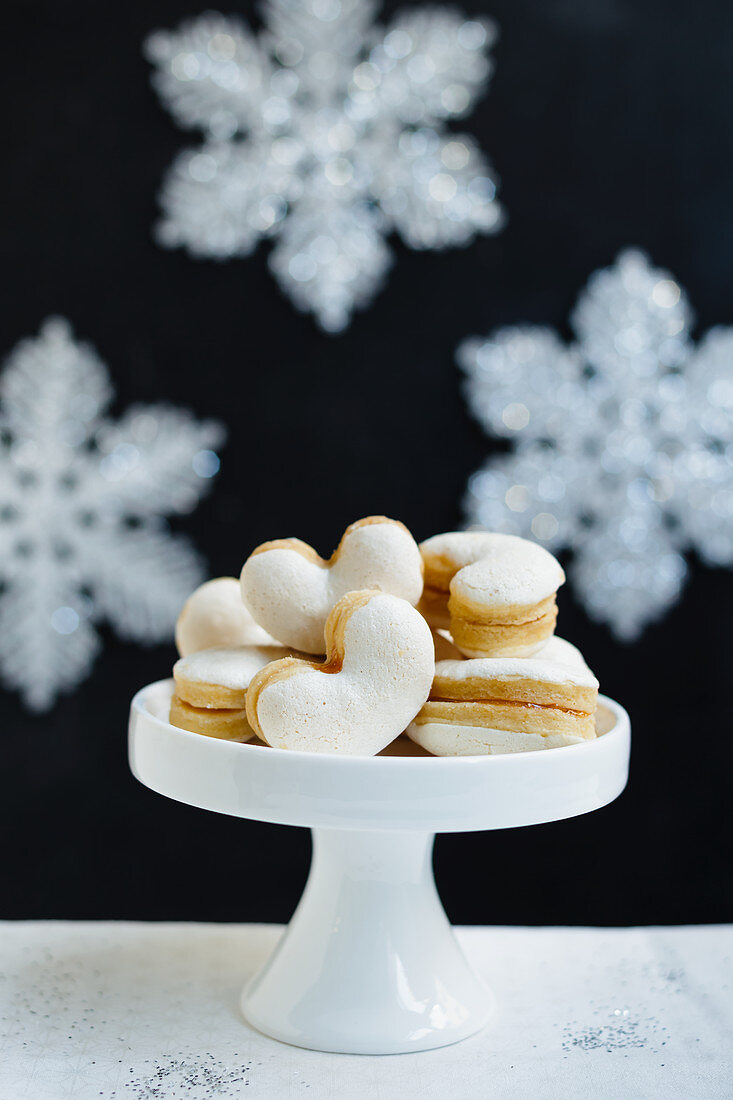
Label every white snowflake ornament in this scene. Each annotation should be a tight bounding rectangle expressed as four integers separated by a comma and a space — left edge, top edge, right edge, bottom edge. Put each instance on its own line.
459, 250, 733, 640
145, 0, 503, 332
0, 318, 224, 711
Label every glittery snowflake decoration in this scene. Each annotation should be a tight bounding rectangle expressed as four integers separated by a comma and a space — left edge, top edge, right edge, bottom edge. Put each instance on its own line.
459, 250, 733, 639
0, 318, 224, 710
145, 0, 502, 332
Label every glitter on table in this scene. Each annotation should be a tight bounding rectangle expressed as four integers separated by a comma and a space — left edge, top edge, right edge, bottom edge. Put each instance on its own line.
0, 922, 730, 1099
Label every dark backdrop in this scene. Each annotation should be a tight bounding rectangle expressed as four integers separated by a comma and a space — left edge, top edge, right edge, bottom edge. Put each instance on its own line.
3, 0, 732, 925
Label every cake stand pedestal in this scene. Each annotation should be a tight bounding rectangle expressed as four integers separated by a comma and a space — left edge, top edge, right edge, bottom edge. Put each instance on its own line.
129, 680, 630, 1055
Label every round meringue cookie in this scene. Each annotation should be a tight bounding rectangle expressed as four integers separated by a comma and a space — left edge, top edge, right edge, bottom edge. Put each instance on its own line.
419, 531, 502, 629
241, 516, 424, 653
175, 577, 278, 657
407, 656, 599, 756
173, 644, 291, 709
170, 643, 291, 742
419, 531, 564, 658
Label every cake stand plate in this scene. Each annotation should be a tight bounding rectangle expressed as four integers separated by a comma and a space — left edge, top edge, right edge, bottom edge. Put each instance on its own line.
129, 679, 630, 1055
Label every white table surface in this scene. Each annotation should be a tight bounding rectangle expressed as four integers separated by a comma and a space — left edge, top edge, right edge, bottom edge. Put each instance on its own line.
0, 922, 730, 1099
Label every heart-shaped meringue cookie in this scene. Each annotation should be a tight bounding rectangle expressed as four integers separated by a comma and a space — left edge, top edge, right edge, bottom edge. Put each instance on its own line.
240, 516, 424, 653
245, 590, 434, 755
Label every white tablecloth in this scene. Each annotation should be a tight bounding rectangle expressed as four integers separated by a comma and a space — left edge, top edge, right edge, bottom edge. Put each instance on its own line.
0, 922, 730, 1099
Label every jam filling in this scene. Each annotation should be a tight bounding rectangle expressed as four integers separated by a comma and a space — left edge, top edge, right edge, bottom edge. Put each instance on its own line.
428, 695, 589, 717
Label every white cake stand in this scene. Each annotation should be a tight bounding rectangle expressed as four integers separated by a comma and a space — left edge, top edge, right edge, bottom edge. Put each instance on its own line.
129, 679, 630, 1055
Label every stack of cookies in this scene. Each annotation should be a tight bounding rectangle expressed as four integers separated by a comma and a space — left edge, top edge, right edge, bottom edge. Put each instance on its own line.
168, 517, 599, 756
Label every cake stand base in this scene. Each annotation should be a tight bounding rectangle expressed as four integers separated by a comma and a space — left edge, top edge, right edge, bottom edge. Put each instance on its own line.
242, 828, 492, 1054
129, 681, 630, 1056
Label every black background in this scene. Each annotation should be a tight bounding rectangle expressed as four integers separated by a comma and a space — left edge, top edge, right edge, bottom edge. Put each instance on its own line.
3, 0, 732, 926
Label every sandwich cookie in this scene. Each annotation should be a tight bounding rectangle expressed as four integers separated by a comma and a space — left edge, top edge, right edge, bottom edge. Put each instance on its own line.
169, 696, 253, 742
175, 577, 278, 656
245, 590, 434, 755
241, 516, 424, 653
170, 644, 290, 741
407, 656, 598, 756
419, 531, 564, 657
419, 531, 507, 629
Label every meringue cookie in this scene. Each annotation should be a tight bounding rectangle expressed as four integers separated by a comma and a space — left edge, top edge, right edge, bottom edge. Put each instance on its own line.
241, 516, 423, 653
175, 577, 278, 656
173, 644, 291, 709
407, 655, 598, 756
419, 531, 564, 657
170, 643, 291, 742
245, 590, 434, 755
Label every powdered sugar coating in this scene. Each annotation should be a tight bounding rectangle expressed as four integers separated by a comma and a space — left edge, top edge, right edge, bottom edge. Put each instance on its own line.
173, 645, 289, 689
447, 534, 564, 607
241, 519, 423, 653
252, 593, 434, 755
435, 656, 598, 690
421, 530, 512, 573
175, 577, 278, 656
